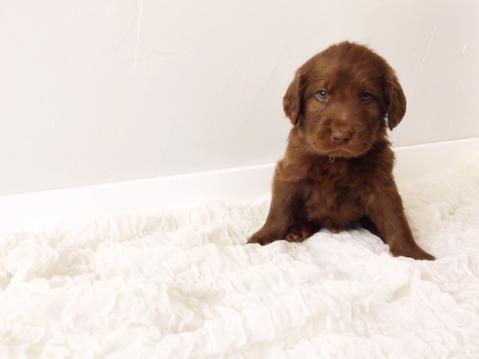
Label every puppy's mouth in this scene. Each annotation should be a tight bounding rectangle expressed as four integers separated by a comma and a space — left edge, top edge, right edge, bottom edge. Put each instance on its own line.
321, 141, 373, 159
306, 131, 375, 159
326, 149, 355, 158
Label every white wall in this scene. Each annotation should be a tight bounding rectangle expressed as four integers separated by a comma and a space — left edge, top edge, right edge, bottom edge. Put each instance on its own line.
0, 0, 478, 195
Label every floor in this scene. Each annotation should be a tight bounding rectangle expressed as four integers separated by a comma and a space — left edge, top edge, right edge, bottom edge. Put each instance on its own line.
0, 158, 478, 358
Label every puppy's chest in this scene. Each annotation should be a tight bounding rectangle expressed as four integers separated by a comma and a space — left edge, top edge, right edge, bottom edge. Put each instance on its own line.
301, 162, 365, 224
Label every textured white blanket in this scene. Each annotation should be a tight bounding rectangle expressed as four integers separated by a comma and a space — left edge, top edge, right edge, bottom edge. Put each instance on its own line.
1, 163, 479, 358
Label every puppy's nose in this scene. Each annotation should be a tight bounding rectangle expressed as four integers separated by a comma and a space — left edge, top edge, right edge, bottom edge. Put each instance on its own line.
331, 130, 354, 144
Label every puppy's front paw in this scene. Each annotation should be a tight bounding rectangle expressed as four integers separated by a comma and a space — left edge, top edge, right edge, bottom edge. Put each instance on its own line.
247, 233, 274, 246
391, 245, 435, 261
247, 228, 283, 246
286, 224, 315, 242
408, 250, 435, 261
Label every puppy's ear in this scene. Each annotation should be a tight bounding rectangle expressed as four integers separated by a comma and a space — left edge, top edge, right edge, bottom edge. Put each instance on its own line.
283, 70, 304, 125
385, 69, 407, 130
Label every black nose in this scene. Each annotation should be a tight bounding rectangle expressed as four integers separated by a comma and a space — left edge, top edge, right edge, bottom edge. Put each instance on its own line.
331, 130, 354, 144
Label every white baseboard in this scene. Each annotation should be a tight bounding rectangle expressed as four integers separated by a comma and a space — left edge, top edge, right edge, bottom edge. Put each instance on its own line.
393, 136, 479, 185
1, 137, 478, 234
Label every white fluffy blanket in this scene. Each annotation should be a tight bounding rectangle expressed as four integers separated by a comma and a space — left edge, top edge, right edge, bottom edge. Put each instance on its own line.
1, 163, 479, 358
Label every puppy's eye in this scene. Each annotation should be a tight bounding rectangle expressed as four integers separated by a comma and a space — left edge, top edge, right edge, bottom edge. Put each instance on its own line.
360, 91, 373, 102
316, 89, 329, 102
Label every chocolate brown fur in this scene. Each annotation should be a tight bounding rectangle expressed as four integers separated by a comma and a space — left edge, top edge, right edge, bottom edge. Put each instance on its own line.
248, 42, 434, 260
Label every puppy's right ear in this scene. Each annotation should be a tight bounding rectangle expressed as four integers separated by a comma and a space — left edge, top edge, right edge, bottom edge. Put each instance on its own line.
283, 70, 303, 125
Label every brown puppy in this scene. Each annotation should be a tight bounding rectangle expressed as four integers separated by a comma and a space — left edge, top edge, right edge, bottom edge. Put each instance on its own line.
248, 42, 434, 260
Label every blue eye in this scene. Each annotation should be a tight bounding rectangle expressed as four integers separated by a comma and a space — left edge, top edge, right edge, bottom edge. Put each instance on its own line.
316, 89, 329, 101
360, 91, 373, 102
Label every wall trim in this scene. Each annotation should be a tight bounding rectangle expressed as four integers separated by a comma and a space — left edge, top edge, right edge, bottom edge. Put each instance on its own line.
1, 137, 478, 234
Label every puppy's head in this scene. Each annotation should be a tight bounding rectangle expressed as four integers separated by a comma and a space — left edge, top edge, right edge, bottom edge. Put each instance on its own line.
283, 42, 406, 158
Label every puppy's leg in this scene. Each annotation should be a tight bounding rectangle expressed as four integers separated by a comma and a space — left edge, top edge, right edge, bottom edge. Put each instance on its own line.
360, 216, 382, 238
286, 221, 321, 242
366, 184, 435, 260
248, 176, 300, 246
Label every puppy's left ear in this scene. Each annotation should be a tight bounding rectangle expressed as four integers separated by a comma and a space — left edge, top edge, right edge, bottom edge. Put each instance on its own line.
385, 69, 407, 130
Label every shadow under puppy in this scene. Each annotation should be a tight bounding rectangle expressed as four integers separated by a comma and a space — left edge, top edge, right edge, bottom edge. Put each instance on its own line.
248, 41, 434, 260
